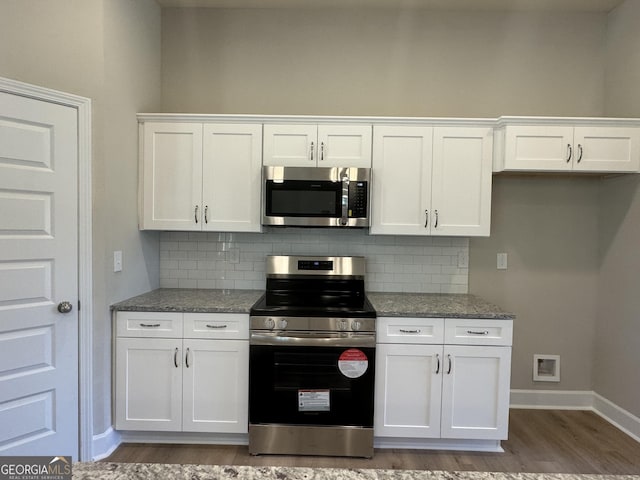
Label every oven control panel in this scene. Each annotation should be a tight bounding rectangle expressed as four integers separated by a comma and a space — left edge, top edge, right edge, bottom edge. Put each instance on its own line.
251, 316, 375, 333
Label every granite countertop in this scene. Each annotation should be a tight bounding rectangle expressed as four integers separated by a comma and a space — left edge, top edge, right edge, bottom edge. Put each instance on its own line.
368, 292, 514, 319
73, 463, 636, 480
110, 288, 263, 313
111, 288, 513, 320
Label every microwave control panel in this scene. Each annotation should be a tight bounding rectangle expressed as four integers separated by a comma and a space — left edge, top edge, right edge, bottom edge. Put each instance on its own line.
348, 182, 368, 218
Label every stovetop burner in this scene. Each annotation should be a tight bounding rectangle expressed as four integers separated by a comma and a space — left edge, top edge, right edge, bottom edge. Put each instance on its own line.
249, 255, 376, 319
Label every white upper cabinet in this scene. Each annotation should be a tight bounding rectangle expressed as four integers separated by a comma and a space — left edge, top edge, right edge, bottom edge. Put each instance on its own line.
495, 119, 640, 173
370, 125, 492, 236
141, 122, 203, 231
202, 123, 262, 232
431, 127, 493, 237
263, 124, 372, 167
140, 120, 262, 232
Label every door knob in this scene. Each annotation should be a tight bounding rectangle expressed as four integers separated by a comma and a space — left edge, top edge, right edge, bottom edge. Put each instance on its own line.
57, 301, 73, 314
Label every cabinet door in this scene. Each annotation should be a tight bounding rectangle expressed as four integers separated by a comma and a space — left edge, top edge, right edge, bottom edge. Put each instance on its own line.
574, 127, 640, 172
370, 126, 433, 235
141, 122, 203, 230
374, 343, 442, 438
262, 124, 317, 166
440, 345, 511, 440
115, 338, 182, 431
317, 125, 372, 168
182, 339, 249, 433
503, 125, 574, 172
431, 127, 493, 236
202, 124, 262, 232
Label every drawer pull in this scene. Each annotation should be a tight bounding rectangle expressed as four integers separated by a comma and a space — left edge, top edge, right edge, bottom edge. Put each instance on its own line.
206, 324, 228, 329
139, 323, 161, 328
399, 329, 421, 334
467, 330, 489, 335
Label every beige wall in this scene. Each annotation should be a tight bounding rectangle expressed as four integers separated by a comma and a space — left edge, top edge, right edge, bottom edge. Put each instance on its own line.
161, 8, 606, 117
595, 0, 640, 417
469, 176, 599, 390
0, 0, 162, 437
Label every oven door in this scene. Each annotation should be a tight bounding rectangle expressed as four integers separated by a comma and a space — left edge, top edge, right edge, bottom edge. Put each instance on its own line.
249, 332, 375, 428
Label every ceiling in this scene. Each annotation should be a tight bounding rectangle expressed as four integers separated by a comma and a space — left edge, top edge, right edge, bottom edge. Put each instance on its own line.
155, 0, 625, 13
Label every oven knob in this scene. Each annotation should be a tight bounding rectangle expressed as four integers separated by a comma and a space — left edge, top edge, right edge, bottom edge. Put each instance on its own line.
351, 320, 362, 331
264, 318, 275, 330
278, 319, 288, 330
337, 319, 348, 331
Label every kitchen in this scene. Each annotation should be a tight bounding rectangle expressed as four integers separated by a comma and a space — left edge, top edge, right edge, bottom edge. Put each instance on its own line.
0, 0, 639, 473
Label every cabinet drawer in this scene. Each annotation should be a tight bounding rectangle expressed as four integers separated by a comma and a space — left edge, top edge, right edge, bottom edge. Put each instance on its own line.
377, 317, 444, 344
183, 313, 249, 340
116, 311, 182, 338
444, 319, 512, 346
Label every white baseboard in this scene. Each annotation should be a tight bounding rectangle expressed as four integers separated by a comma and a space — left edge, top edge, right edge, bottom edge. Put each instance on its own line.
375, 437, 503, 452
592, 392, 640, 444
510, 389, 594, 410
510, 389, 640, 444
119, 431, 249, 445
92, 427, 122, 461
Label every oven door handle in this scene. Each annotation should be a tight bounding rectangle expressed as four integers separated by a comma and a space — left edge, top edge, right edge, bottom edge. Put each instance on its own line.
250, 331, 375, 348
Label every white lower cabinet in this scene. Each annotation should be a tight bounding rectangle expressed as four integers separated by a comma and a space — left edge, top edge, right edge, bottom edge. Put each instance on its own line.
115, 311, 249, 434
375, 317, 512, 443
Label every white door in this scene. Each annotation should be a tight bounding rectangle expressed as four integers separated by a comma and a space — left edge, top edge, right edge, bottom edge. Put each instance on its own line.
503, 125, 574, 171
440, 345, 512, 440
374, 343, 443, 438
141, 122, 203, 230
114, 337, 183, 432
370, 125, 433, 235
182, 339, 249, 433
317, 125, 372, 168
262, 124, 317, 167
573, 126, 640, 172
431, 127, 493, 236
202, 124, 262, 232
0, 92, 78, 457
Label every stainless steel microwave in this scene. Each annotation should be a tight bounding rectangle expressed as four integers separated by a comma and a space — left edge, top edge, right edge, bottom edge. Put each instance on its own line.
262, 166, 370, 228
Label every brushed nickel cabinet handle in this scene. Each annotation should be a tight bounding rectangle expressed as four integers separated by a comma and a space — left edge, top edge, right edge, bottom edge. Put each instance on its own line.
310, 141, 315, 161
434, 210, 439, 228
194, 205, 199, 223
185, 348, 190, 368
206, 324, 228, 329
399, 329, 421, 334
435, 353, 440, 374
139, 323, 161, 328
467, 330, 489, 335
577, 144, 583, 163
566, 144, 572, 162
174, 347, 179, 368
424, 210, 429, 228
320, 142, 325, 161
204, 205, 209, 224
447, 354, 452, 375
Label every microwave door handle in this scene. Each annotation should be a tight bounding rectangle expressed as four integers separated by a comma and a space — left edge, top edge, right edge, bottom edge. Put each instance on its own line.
340, 171, 350, 226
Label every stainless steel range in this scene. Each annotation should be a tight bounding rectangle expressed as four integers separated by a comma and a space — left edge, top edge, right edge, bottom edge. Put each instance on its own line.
248, 255, 376, 458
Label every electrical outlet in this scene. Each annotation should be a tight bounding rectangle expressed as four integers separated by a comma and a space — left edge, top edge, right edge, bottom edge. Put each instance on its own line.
114, 250, 123, 272
497, 252, 508, 270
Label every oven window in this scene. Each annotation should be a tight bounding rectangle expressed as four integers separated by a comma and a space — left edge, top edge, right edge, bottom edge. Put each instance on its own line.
266, 181, 340, 217
249, 345, 375, 427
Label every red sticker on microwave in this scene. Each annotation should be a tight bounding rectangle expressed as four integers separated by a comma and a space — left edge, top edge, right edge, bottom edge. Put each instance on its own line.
338, 348, 368, 379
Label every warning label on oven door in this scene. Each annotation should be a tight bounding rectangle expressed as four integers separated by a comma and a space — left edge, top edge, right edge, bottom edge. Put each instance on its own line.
338, 348, 369, 378
298, 389, 330, 412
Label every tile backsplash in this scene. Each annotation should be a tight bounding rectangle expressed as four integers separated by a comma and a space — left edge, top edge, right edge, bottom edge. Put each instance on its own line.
159, 228, 469, 294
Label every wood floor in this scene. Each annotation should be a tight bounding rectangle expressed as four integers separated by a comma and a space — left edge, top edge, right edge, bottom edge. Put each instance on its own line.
104, 410, 640, 475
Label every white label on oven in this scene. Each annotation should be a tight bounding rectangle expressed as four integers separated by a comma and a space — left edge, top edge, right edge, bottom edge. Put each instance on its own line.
298, 389, 330, 412
338, 348, 368, 379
